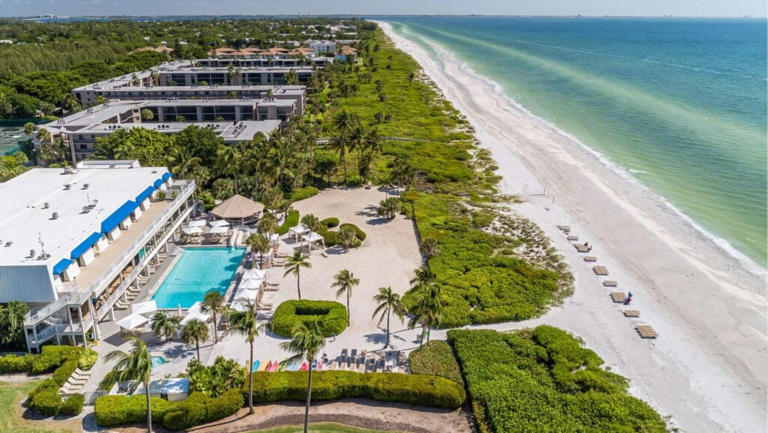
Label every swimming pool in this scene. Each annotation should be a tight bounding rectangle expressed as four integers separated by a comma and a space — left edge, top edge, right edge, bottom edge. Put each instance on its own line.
152, 247, 245, 309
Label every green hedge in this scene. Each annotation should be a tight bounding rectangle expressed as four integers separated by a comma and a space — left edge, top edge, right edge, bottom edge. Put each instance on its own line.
276, 210, 300, 235
339, 223, 367, 241
0, 345, 96, 417
321, 217, 340, 228
94, 394, 175, 427
408, 341, 463, 385
289, 186, 319, 202
247, 371, 465, 409
59, 394, 85, 416
317, 227, 339, 247
94, 389, 243, 431
448, 327, 667, 433
270, 300, 347, 338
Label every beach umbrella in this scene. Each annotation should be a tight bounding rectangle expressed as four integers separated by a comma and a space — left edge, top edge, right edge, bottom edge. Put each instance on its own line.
182, 226, 203, 235
208, 219, 230, 228
131, 300, 157, 316
243, 268, 266, 280
116, 313, 148, 331
240, 278, 263, 290
208, 225, 229, 234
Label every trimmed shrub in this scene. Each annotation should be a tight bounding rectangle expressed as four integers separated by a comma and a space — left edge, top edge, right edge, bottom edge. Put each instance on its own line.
321, 217, 339, 228
30, 387, 62, 416
289, 186, 319, 202
94, 394, 175, 427
161, 389, 243, 431
409, 340, 463, 385
94, 389, 243, 431
339, 223, 366, 241
78, 349, 98, 370
317, 227, 339, 247
276, 210, 300, 235
59, 393, 85, 416
0, 353, 33, 373
271, 300, 347, 338
246, 371, 465, 409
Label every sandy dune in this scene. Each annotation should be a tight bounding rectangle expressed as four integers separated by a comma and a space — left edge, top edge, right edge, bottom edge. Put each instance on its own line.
379, 21, 767, 433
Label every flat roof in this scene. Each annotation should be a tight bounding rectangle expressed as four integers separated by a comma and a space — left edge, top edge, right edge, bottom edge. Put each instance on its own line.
220, 120, 281, 140
0, 165, 169, 269
143, 99, 257, 107
101, 84, 306, 93
165, 66, 314, 73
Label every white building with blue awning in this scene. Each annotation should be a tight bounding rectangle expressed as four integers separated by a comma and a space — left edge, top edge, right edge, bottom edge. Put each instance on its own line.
0, 160, 195, 352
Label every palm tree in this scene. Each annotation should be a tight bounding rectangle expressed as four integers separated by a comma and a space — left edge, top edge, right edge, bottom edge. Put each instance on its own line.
331, 110, 360, 182
181, 319, 209, 362
150, 312, 180, 342
201, 290, 226, 344
257, 211, 278, 237
217, 144, 242, 195
410, 266, 435, 291
280, 321, 326, 433
408, 287, 443, 348
104, 337, 154, 432
247, 233, 271, 266
225, 300, 265, 415
372, 287, 405, 348
171, 147, 202, 179
283, 251, 311, 300
332, 269, 359, 326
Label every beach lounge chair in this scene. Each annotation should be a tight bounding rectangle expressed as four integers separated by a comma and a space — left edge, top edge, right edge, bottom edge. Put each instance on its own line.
567, 235, 579, 241
557, 225, 571, 233
623, 310, 640, 318
583, 256, 598, 262
593, 266, 609, 275
348, 349, 357, 369
602, 280, 618, 287
635, 325, 658, 339
610, 292, 626, 303
574, 244, 590, 253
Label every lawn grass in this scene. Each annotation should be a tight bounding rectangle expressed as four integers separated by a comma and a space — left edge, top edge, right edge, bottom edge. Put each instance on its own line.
0, 380, 78, 433
249, 423, 409, 433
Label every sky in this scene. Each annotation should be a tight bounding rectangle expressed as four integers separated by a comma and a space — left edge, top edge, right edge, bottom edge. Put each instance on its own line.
0, 0, 765, 18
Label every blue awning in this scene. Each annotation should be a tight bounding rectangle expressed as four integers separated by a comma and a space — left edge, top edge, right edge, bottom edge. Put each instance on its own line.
135, 185, 155, 203
153, 178, 164, 188
52, 258, 73, 275
100, 200, 138, 233
71, 232, 102, 260
161, 172, 172, 181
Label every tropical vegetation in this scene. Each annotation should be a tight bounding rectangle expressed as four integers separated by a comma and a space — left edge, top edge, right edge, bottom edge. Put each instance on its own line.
448, 327, 668, 433
224, 299, 266, 414
270, 300, 348, 338
408, 340, 463, 385
280, 320, 326, 433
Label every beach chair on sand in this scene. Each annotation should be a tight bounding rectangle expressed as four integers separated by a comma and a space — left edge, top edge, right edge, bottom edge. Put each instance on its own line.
593, 266, 609, 276
635, 325, 658, 339
348, 349, 357, 369
574, 244, 590, 253
557, 225, 571, 233
340, 349, 348, 369
602, 280, 618, 287
567, 235, 579, 241
583, 256, 598, 262
623, 310, 640, 318
610, 292, 626, 303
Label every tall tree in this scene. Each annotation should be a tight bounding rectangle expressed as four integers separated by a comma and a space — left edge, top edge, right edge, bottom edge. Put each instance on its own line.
247, 233, 271, 266
280, 321, 326, 433
150, 311, 180, 342
372, 286, 405, 348
181, 319, 209, 362
103, 337, 154, 433
225, 300, 265, 415
332, 269, 359, 326
408, 286, 443, 348
283, 250, 311, 300
201, 290, 226, 344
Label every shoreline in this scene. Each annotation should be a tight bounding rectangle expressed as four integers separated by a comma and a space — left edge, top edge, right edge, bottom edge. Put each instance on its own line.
379, 21, 767, 433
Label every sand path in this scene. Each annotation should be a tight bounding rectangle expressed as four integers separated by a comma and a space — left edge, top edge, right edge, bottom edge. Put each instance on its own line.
380, 21, 768, 433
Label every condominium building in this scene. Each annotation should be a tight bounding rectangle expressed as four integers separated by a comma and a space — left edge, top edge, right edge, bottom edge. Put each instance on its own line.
157, 66, 314, 87
0, 161, 196, 352
39, 100, 287, 161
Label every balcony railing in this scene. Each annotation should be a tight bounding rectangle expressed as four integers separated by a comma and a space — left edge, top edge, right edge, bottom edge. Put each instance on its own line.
25, 179, 195, 327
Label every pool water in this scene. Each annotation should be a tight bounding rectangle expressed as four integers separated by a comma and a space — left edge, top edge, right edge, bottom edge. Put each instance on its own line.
152, 247, 245, 309
151, 356, 166, 368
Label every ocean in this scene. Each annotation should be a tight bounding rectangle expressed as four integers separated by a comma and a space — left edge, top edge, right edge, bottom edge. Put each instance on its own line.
387, 17, 767, 267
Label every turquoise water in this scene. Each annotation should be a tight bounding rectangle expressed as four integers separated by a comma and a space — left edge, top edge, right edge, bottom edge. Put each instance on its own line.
388, 18, 767, 266
151, 356, 166, 368
152, 247, 245, 308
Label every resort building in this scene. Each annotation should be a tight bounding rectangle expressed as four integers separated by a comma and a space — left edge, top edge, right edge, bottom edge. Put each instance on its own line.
38, 100, 286, 161
0, 161, 195, 352
156, 66, 314, 86
308, 40, 337, 55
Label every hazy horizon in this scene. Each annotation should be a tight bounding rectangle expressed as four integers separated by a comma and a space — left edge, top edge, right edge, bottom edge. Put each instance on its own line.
0, 0, 764, 19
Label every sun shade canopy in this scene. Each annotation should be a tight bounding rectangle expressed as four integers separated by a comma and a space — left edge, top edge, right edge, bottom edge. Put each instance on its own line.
70, 232, 102, 259
52, 258, 73, 275
100, 201, 138, 233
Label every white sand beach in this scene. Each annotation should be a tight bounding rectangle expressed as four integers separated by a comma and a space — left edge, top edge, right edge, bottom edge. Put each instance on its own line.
379, 21, 768, 433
